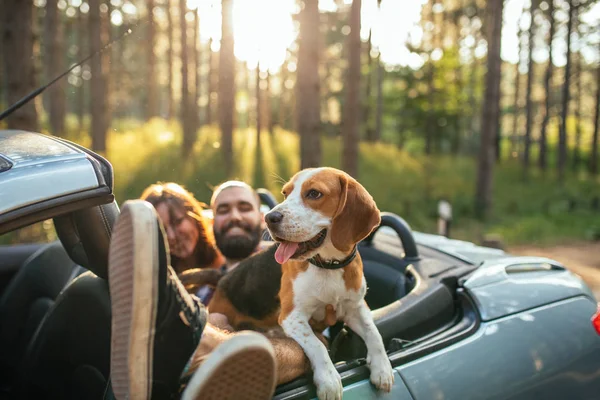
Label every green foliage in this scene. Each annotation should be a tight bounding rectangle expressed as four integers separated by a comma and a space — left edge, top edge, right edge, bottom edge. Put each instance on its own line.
100, 120, 600, 247
3, 118, 599, 247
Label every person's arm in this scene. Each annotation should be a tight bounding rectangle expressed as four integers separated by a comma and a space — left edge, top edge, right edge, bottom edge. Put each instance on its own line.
188, 322, 314, 385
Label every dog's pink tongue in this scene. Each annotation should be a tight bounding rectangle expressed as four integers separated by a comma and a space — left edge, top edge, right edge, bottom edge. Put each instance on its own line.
275, 242, 299, 264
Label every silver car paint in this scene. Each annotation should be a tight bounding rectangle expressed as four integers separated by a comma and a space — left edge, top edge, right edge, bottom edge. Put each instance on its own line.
0, 131, 99, 214
397, 296, 600, 400
464, 257, 597, 320
320, 297, 600, 400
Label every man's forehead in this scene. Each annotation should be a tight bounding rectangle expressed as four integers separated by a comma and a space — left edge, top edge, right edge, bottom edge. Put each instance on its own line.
213, 186, 257, 207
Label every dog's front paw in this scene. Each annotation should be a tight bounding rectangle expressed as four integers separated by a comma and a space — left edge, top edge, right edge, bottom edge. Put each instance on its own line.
369, 359, 394, 393
313, 364, 343, 400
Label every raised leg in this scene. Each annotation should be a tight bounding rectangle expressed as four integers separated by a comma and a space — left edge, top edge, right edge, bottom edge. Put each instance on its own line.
344, 301, 394, 392
280, 310, 343, 400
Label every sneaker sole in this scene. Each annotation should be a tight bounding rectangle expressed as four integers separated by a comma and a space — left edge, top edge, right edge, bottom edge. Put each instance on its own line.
181, 332, 277, 400
109, 200, 159, 400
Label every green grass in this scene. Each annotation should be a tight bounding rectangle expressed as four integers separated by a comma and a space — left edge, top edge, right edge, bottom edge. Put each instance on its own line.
3, 118, 600, 247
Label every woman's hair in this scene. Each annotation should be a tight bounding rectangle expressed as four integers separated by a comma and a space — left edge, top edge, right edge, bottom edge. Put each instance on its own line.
140, 182, 221, 272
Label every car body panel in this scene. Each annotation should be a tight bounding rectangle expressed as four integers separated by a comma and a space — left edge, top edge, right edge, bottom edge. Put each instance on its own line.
0, 130, 99, 214
397, 296, 600, 400
307, 370, 415, 400
463, 257, 597, 321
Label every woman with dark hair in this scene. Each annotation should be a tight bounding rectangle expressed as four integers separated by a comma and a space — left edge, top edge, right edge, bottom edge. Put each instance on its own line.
140, 182, 225, 278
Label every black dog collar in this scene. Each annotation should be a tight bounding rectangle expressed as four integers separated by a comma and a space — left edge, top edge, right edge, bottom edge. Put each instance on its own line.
308, 246, 358, 270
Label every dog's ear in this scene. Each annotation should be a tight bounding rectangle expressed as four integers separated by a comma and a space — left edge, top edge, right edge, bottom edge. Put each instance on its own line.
331, 173, 381, 252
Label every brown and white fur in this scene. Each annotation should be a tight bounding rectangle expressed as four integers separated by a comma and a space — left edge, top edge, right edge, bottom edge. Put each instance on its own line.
264, 167, 394, 400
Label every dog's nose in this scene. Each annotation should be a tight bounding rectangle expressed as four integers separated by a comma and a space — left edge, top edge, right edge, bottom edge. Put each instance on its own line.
266, 211, 283, 225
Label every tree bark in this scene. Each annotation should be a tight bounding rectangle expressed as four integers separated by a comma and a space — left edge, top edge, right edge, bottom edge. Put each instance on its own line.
194, 7, 201, 129
374, 0, 383, 143
425, 0, 435, 154
523, 0, 538, 171
89, 0, 108, 152
364, 29, 373, 142
44, 0, 66, 136
539, 0, 555, 170
256, 64, 261, 146
166, 0, 174, 119
146, 0, 158, 119
573, 9, 582, 171
590, 21, 600, 175
219, 0, 235, 171
1, 0, 38, 132
558, 0, 574, 182
278, 61, 288, 130
510, 12, 524, 155
180, 0, 195, 156
475, 0, 504, 220
342, 0, 362, 178
296, 0, 321, 169
375, 49, 383, 143
206, 38, 214, 125
266, 70, 273, 136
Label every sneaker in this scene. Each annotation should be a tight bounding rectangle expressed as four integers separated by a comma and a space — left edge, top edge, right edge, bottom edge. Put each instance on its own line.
180, 332, 277, 400
107, 200, 207, 400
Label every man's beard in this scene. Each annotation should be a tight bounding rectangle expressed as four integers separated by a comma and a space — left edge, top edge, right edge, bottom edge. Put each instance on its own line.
214, 221, 263, 261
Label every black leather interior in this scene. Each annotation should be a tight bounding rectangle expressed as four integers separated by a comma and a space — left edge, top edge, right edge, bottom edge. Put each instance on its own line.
17, 272, 111, 400
363, 260, 407, 310
0, 241, 80, 389
53, 201, 120, 280
11, 201, 120, 399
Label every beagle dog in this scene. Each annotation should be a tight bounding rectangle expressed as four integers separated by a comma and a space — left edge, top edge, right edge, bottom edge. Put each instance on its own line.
263, 167, 394, 400
208, 167, 394, 400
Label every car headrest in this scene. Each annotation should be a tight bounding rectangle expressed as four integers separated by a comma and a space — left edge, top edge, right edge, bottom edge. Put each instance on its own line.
53, 201, 120, 280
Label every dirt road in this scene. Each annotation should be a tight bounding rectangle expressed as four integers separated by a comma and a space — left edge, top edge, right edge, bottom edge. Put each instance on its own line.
509, 242, 600, 301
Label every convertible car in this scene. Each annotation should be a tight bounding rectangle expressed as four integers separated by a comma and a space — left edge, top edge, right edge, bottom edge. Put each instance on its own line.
1, 129, 599, 400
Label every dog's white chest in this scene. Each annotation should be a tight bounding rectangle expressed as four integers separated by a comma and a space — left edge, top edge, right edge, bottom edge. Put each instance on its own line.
292, 264, 366, 320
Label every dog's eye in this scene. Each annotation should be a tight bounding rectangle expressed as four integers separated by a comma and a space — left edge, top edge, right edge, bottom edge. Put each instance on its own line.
306, 189, 322, 200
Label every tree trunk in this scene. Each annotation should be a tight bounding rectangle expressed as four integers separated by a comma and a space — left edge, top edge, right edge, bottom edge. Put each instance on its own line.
256, 64, 261, 146
558, 0, 574, 182
375, 49, 383, 142
364, 29, 374, 142
452, 0, 465, 154
146, 0, 158, 119
539, 0, 555, 171
590, 21, 600, 175
219, 0, 235, 171
475, 0, 504, 220
44, 0, 66, 136
296, 0, 321, 169
206, 38, 214, 125
468, 25, 479, 153
1, 0, 38, 132
266, 70, 273, 136
510, 8, 525, 156
572, 9, 582, 171
89, 0, 108, 152
194, 7, 201, 129
523, 0, 538, 172
374, 0, 384, 142
180, 0, 194, 156
342, 0, 361, 177
425, 0, 435, 154
278, 61, 288, 129
166, 0, 174, 119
